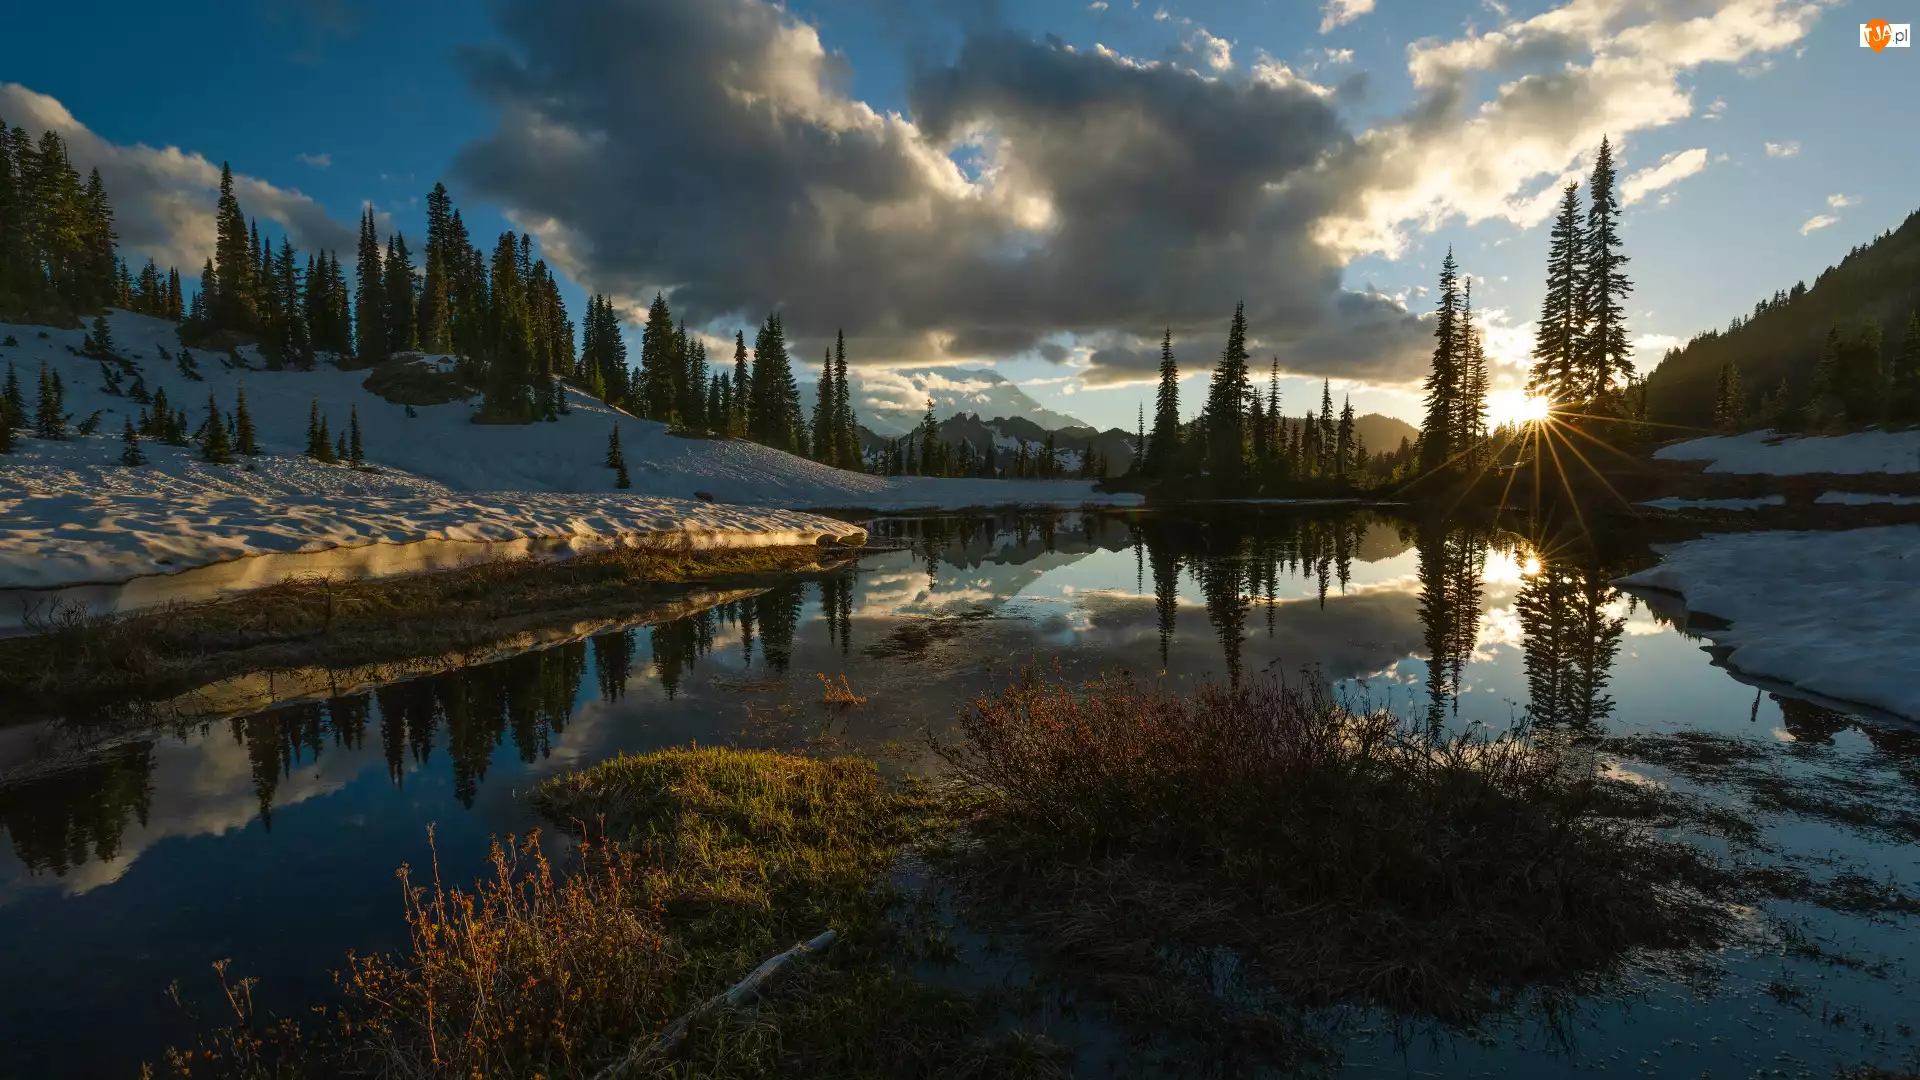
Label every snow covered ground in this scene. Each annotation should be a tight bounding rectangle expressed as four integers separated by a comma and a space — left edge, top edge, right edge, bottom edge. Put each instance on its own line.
1816, 491, 1920, 506
1638, 495, 1786, 511
0, 310, 1138, 600
1616, 526, 1920, 721
1655, 429, 1920, 475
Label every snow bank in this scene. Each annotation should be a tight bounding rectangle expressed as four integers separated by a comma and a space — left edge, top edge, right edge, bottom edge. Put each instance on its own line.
0, 310, 1139, 597
1655, 429, 1920, 475
1615, 526, 1920, 720
1638, 495, 1786, 511
1816, 491, 1920, 506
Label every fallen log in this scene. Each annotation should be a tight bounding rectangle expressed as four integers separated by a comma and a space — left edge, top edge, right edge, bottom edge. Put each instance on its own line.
591, 928, 839, 1080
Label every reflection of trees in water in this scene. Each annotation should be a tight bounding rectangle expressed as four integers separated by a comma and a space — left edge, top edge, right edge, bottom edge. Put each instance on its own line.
1514, 554, 1626, 731
0, 744, 154, 875
592, 629, 637, 702
820, 571, 855, 659
1774, 695, 1850, 745
1137, 510, 1378, 681
1415, 525, 1486, 731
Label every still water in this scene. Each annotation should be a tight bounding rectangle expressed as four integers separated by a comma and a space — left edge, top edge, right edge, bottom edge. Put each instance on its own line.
1, 506, 1916, 1077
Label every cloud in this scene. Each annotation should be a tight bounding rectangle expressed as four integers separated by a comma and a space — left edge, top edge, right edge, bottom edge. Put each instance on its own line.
1826, 193, 1854, 208
1322, 47, 1355, 64
1317, 0, 1829, 259
455, 0, 1432, 384
1320, 0, 1375, 34
1620, 146, 1707, 205
1800, 214, 1838, 235
296, 151, 332, 169
1764, 140, 1799, 157
0, 83, 358, 271
1088, 0, 1107, 8
1189, 27, 1233, 71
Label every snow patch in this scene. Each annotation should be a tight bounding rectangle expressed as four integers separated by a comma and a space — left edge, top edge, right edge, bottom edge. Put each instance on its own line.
1656, 429, 1920, 475
1615, 526, 1920, 720
1816, 491, 1920, 506
1638, 495, 1785, 511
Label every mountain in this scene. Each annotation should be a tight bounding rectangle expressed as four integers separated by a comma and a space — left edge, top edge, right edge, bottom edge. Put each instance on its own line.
1646, 208, 1920, 427
801, 367, 1087, 436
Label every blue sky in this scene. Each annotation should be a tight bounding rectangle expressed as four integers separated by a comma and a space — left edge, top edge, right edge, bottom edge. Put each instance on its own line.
4, 0, 1914, 429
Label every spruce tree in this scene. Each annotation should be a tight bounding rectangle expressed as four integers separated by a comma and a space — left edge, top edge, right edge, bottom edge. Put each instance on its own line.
1336, 397, 1355, 479
353, 207, 386, 363
1203, 304, 1252, 487
119, 416, 143, 465
606, 424, 623, 468
832, 331, 857, 468
212, 163, 255, 330
384, 232, 419, 355
34, 361, 63, 439
2, 362, 22, 432
1317, 379, 1336, 476
1805, 326, 1845, 431
1146, 328, 1181, 477
637, 293, 677, 421
1457, 278, 1489, 455
1418, 250, 1462, 473
306, 397, 325, 459
201, 390, 232, 463
812, 349, 836, 462
1529, 183, 1584, 404
0, 408, 9, 453
748, 313, 800, 452
1760, 375, 1795, 432
1892, 311, 1920, 425
1712, 360, 1747, 432
615, 455, 631, 489
732, 331, 751, 436
348, 405, 363, 465
235, 384, 258, 455
1576, 137, 1633, 400
335, 430, 347, 461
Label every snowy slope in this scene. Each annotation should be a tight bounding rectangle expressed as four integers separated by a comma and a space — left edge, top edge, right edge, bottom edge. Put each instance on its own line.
1616, 526, 1920, 720
0, 310, 1138, 595
1655, 430, 1920, 475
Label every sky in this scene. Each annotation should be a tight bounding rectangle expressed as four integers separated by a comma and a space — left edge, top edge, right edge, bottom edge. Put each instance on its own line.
4, 0, 1915, 430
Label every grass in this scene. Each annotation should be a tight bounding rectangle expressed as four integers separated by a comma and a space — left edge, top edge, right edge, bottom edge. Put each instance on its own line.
155, 675, 1753, 1078
156, 748, 1066, 1079
932, 670, 1731, 1027
1, 541, 847, 716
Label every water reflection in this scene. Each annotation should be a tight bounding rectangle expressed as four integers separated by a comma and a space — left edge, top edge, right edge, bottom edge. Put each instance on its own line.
2, 507, 1914, 1080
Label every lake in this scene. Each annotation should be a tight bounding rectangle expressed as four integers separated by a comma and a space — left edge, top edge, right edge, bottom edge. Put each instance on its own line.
2, 505, 1917, 1078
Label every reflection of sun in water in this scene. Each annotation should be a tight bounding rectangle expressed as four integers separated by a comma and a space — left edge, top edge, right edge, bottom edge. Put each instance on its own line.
1486, 390, 1553, 427
1521, 555, 1542, 577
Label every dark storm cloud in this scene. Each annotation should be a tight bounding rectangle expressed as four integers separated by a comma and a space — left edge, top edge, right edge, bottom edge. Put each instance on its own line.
453, 0, 1431, 382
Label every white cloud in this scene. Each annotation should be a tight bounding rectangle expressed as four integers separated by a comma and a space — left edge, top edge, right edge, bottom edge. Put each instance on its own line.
1800, 214, 1838, 235
1088, 1, 1108, 8
1621, 147, 1708, 205
1764, 140, 1798, 157
1827, 193, 1855, 208
0, 82, 358, 271
1320, 0, 1375, 33
295, 151, 332, 169
1318, 0, 1829, 259
1632, 332, 1681, 359
1189, 28, 1234, 71
1152, 7, 1170, 19
1322, 47, 1355, 64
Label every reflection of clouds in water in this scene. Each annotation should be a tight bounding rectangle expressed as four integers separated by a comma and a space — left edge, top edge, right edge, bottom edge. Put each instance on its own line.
0, 728, 376, 902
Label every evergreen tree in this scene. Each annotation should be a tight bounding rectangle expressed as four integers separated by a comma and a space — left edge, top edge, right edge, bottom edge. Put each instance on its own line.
118, 416, 143, 466
2, 363, 20, 433
235, 384, 258, 454
348, 405, 363, 465
1892, 311, 1920, 425
748, 313, 800, 452
201, 390, 232, 463
212, 163, 255, 330
306, 397, 326, 459
1457, 277, 1490, 456
34, 360, 63, 438
637, 293, 677, 421
1317, 379, 1336, 476
1759, 375, 1795, 432
1712, 360, 1748, 432
615, 455, 631, 489
1335, 397, 1355, 479
1576, 137, 1633, 400
353, 206, 386, 363
1203, 304, 1252, 486
832, 331, 857, 468
732, 331, 751, 436
606, 424, 623, 468
384, 233, 418, 355
1419, 249, 1463, 473
1529, 183, 1584, 403
811, 349, 836, 462
1134, 402, 1146, 473
1146, 327, 1181, 477
1804, 325, 1846, 430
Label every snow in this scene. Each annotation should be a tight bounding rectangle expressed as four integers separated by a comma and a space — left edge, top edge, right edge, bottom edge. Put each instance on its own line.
1817, 491, 1920, 506
0, 310, 1139, 599
1655, 429, 1920, 475
1615, 526, 1920, 720
1638, 495, 1786, 511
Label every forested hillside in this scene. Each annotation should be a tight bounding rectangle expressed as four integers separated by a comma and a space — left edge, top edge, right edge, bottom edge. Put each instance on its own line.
1645, 208, 1920, 431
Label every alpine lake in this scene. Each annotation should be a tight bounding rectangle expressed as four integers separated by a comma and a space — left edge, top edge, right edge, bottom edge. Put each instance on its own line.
2, 504, 1917, 1078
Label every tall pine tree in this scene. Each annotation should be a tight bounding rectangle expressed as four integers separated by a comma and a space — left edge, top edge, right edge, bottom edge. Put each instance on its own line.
1418, 249, 1463, 474
353, 206, 386, 363
1529, 183, 1584, 403
1576, 137, 1633, 401
1146, 328, 1181, 477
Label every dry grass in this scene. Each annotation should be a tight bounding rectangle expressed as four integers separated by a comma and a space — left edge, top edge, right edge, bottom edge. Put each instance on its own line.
816, 673, 867, 705
156, 748, 1066, 1080
934, 670, 1731, 1025
2, 541, 845, 715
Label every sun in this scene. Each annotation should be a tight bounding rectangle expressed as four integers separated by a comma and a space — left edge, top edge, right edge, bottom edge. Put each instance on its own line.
1486, 389, 1553, 427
